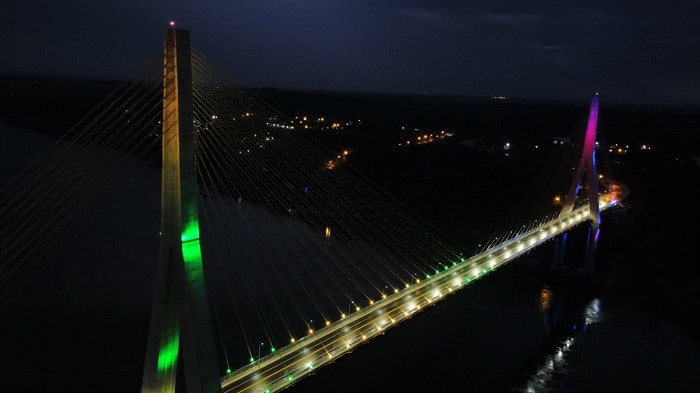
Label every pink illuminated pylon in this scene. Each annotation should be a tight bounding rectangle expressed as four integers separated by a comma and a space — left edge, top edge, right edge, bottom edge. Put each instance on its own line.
561, 94, 601, 227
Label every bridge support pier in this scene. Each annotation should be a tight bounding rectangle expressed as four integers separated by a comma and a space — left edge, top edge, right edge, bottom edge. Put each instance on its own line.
553, 232, 568, 269
583, 224, 600, 275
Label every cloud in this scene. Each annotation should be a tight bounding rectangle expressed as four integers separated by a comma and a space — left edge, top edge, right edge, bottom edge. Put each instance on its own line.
399, 6, 444, 22
524, 42, 567, 52
479, 12, 544, 28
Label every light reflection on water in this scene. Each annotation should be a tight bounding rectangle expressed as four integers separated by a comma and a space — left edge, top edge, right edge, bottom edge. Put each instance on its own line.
584, 298, 603, 325
539, 286, 554, 335
517, 297, 604, 393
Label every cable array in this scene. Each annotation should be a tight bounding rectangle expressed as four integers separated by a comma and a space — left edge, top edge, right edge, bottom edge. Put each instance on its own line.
0, 58, 164, 310
189, 50, 468, 367
479, 109, 613, 254
0, 46, 606, 377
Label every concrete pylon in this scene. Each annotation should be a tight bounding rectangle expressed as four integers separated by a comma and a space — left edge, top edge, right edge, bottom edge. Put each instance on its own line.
561, 94, 601, 224
141, 28, 221, 393
555, 94, 601, 270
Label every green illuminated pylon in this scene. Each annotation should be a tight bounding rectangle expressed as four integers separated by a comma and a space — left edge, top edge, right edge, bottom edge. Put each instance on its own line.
141, 28, 221, 393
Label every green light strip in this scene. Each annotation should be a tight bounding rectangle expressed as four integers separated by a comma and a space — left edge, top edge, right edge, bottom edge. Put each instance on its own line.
182, 238, 202, 263
181, 220, 205, 284
157, 332, 180, 372
181, 221, 200, 243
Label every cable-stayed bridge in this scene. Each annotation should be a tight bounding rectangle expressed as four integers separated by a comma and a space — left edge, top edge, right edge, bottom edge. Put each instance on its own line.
0, 28, 626, 393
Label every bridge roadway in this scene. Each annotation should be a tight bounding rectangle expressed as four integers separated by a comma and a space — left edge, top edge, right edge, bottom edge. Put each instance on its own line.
220, 195, 620, 393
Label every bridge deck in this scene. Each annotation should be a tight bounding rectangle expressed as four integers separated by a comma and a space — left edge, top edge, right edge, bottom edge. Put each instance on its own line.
221, 195, 621, 393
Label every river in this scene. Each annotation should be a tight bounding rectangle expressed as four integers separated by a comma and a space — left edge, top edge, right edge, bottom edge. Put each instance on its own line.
0, 122, 698, 393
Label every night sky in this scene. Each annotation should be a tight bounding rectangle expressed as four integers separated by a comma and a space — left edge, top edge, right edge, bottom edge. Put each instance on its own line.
2, 1, 699, 104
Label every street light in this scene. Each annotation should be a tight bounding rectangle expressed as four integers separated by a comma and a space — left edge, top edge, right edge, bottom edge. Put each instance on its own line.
348, 301, 355, 314
258, 342, 264, 363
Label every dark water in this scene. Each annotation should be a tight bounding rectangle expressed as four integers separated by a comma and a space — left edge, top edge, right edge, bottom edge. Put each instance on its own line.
1, 104, 698, 393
